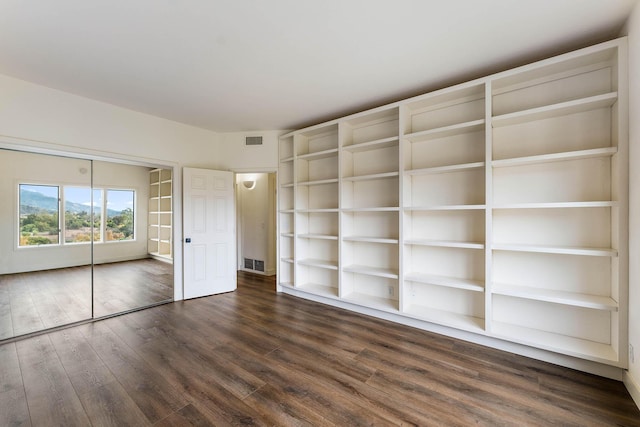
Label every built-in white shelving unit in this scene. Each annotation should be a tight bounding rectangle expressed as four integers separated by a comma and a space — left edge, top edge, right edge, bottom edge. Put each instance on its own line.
148, 168, 173, 261
277, 38, 628, 370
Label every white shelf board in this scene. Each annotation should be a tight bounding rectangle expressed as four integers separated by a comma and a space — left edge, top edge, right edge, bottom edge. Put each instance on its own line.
343, 171, 399, 182
297, 178, 339, 186
343, 265, 399, 279
406, 162, 485, 176
298, 148, 339, 161
492, 147, 618, 168
281, 258, 294, 264
279, 282, 294, 289
403, 305, 485, 333
491, 322, 618, 363
296, 209, 339, 213
342, 207, 400, 212
280, 183, 294, 188
280, 233, 294, 238
492, 92, 618, 127
280, 156, 294, 163
342, 292, 398, 312
297, 258, 338, 270
342, 236, 399, 244
492, 283, 618, 311
492, 243, 618, 257
404, 119, 485, 142
493, 201, 617, 209
297, 282, 339, 298
298, 233, 338, 240
343, 136, 399, 152
279, 209, 295, 213
404, 273, 484, 292
404, 239, 484, 249
404, 204, 485, 211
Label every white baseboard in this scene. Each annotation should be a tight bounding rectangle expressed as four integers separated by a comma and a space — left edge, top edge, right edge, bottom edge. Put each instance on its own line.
624, 371, 640, 410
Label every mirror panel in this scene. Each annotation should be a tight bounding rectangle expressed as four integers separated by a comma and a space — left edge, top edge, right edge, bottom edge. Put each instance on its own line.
0, 149, 92, 338
92, 161, 173, 317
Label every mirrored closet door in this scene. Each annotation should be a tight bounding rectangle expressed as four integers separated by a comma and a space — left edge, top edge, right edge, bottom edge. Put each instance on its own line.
0, 149, 174, 340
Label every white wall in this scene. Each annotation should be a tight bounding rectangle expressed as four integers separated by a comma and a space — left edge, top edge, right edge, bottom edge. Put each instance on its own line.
624, 2, 640, 406
216, 131, 280, 171
0, 73, 223, 301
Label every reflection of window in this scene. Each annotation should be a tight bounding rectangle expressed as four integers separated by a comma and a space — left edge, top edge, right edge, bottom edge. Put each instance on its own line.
64, 187, 102, 243
19, 184, 60, 246
106, 190, 135, 241
18, 184, 135, 246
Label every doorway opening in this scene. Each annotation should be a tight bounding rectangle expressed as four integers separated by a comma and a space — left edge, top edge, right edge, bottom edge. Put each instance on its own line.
235, 172, 277, 284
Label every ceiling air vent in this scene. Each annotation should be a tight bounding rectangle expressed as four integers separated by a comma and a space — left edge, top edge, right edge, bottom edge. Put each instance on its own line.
245, 136, 263, 146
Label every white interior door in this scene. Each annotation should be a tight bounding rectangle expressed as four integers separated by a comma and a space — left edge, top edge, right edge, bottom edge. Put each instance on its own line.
183, 167, 236, 299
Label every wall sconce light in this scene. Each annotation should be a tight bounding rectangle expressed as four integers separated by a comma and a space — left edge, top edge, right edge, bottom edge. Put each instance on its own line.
243, 180, 256, 190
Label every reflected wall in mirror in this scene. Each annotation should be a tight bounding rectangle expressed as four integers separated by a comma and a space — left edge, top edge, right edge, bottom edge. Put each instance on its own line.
92, 161, 173, 318
0, 149, 92, 339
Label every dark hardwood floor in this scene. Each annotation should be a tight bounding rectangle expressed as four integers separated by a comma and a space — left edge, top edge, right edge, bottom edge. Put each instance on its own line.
1, 271, 639, 426
0, 258, 173, 340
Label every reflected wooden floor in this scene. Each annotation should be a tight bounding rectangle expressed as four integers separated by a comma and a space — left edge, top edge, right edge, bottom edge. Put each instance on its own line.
1, 271, 638, 426
0, 258, 173, 340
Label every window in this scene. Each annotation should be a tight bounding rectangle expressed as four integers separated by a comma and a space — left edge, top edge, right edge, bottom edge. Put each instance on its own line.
18, 184, 135, 246
106, 189, 135, 241
19, 184, 60, 246
64, 187, 102, 243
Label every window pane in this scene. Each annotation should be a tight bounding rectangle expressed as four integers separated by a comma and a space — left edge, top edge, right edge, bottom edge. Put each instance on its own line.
19, 184, 60, 246
64, 187, 102, 243
106, 189, 135, 241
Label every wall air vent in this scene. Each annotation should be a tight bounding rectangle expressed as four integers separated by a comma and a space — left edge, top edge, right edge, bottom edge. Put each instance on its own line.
244, 258, 254, 269
254, 260, 265, 272
245, 136, 263, 146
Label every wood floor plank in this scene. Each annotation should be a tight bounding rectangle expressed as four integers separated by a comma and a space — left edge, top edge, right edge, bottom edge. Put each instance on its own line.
0, 343, 31, 427
16, 335, 91, 427
48, 327, 116, 394
2, 271, 639, 426
79, 380, 151, 427
80, 321, 189, 424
